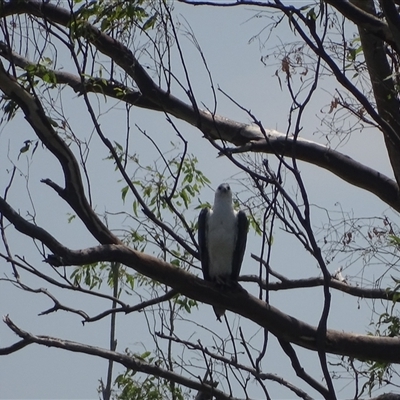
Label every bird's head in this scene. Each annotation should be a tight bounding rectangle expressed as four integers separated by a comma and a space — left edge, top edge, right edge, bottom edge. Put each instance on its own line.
214, 183, 233, 205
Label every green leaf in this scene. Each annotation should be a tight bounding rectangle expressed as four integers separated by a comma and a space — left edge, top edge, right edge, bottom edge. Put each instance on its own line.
121, 185, 129, 202
47, 117, 59, 128
67, 214, 76, 223
170, 259, 180, 267
389, 234, 400, 246
19, 141, 30, 154
142, 14, 157, 31
42, 71, 57, 85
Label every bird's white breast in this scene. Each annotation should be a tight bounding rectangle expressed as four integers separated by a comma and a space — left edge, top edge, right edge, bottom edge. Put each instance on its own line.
207, 207, 237, 278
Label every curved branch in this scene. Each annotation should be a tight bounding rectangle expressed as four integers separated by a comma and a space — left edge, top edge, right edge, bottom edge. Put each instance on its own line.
240, 274, 400, 302
0, 60, 119, 245
1, 195, 400, 364
324, 0, 396, 49
42, 244, 400, 364
157, 333, 313, 400
0, 253, 128, 307
229, 132, 400, 212
0, 40, 161, 111
176, 0, 397, 50
0, 0, 263, 146
278, 339, 330, 399
5, 280, 90, 319
85, 289, 178, 323
0, 338, 32, 355
2, 316, 237, 400
1, 2, 398, 212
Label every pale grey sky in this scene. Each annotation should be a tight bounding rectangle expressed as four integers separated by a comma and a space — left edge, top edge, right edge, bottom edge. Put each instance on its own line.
0, 1, 397, 399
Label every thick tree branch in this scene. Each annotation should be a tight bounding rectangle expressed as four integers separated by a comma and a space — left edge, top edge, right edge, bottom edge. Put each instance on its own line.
380, 0, 400, 52
0, 338, 32, 355
230, 134, 400, 211
158, 332, 313, 399
324, 0, 396, 49
0, 60, 119, 245
3, 49, 398, 216
1, 195, 400, 363
2, 316, 236, 400
1, 2, 398, 213
177, 0, 397, 50
4, 39, 398, 211
0, 40, 161, 111
0, 0, 263, 146
350, 0, 400, 187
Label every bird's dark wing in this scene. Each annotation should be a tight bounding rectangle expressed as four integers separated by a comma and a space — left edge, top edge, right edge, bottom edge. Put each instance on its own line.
231, 210, 249, 280
198, 208, 211, 281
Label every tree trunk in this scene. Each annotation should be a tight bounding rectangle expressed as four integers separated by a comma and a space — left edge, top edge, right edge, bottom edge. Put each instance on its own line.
350, 0, 400, 190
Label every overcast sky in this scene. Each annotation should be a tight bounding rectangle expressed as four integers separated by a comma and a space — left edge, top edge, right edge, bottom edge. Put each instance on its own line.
0, 1, 396, 399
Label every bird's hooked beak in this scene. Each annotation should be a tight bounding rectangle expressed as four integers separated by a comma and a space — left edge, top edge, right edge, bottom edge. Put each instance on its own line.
217, 183, 231, 194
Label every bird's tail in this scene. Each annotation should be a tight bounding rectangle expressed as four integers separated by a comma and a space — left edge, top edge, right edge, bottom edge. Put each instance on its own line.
213, 306, 225, 322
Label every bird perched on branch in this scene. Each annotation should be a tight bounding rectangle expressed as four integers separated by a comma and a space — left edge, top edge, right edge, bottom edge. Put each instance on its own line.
198, 183, 249, 321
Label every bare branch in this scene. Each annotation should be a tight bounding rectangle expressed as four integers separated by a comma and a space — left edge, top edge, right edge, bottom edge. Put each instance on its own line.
157, 333, 313, 400
2, 316, 240, 400
279, 339, 330, 399
176, 0, 397, 50
0, 337, 32, 355
0, 40, 161, 110
1, 193, 400, 363
85, 289, 178, 323
230, 134, 400, 212
0, 0, 262, 146
1, 3, 398, 214
0, 253, 128, 307
0, 60, 119, 245
241, 273, 400, 302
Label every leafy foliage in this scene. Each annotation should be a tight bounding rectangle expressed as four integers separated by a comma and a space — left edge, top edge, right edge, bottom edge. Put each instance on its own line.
74, 0, 151, 34
111, 350, 185, 400
3, 0, 400, 399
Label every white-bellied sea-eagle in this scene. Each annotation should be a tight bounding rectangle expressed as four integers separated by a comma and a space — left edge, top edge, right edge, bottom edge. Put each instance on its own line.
198, 183, 249, 321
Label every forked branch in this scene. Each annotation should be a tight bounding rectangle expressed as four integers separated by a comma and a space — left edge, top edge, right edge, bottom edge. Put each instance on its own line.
1, 194, 400, 363
2, 315, 236, 400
